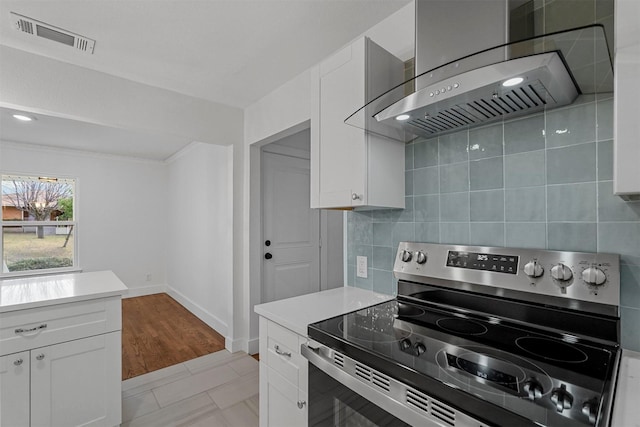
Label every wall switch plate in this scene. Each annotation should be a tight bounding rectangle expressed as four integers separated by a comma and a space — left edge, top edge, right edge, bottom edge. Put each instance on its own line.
356, 256, 368, 278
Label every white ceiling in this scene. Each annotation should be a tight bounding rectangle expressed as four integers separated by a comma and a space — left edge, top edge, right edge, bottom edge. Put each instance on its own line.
0, 0, 410, 160
0, 106, 188, 161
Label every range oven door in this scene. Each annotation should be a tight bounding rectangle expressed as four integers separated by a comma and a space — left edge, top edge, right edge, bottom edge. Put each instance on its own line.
307, 362, 410, 427
302, 343, 466, 427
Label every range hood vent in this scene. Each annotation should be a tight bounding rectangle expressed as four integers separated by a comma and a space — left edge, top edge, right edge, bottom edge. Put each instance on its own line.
346, 25, 613, 142
11, 12, 95, 54
376, 52, 578, 137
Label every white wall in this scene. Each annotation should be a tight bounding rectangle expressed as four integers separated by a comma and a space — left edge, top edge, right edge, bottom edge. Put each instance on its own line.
166, 142, 234, 342
0, 140, 168, 294
240, 3, 416, 350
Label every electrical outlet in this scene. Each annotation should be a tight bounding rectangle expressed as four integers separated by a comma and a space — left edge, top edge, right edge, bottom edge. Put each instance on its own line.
356, 256, 368, 278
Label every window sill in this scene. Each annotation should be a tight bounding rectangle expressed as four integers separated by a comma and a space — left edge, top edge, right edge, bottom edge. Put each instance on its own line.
0, 267, 83, 281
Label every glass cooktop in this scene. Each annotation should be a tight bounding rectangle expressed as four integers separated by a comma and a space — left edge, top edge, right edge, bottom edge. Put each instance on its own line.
308, 297, 619, 427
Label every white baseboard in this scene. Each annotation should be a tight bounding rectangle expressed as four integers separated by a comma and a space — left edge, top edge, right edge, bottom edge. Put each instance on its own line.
247, 337, 259, 355
225, 337, 247, 353
166, 286, 228, 337
123, 284, 167, 298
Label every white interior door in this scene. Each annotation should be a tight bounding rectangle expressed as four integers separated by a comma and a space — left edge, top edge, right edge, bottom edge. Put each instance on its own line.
262, 151, 320, 303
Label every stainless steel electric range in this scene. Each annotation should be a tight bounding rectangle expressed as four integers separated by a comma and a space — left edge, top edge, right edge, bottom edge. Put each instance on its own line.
302, 242, 621, 427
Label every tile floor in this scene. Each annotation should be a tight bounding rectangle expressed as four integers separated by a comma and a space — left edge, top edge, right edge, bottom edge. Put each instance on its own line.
121, 350, 259, 426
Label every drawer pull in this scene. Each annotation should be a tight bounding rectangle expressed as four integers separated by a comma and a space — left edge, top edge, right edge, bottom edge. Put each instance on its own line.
15, 324, 48, 334
36, 354, 45, 361
14, 358, 23, 366
297, 400, 306, 409
274, 345, 291, 358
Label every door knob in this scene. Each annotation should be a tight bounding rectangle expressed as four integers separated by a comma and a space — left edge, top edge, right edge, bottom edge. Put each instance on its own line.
265, 253, 273, 260
265, 240, 271, 247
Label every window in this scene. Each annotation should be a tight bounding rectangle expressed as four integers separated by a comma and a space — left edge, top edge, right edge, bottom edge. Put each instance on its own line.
1, 174, 77, 276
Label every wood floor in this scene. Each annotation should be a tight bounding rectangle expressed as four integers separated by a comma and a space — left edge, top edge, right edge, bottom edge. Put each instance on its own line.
122, 293, 226, 380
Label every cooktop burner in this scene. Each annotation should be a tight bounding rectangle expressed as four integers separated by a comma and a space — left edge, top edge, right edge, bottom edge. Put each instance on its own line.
516, 336, 589, 363
436, 317, 488, 335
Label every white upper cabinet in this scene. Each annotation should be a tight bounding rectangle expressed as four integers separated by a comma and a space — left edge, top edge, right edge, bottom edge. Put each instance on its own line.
311, 37, 405, 210
614, 0, 640, 198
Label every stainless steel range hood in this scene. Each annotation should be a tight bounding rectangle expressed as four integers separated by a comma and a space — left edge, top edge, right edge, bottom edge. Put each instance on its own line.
346, 25, 613, 142
376, 51, 578, 136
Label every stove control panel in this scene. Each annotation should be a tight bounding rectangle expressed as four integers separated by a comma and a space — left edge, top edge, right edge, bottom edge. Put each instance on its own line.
394, 242, 621, 316
446, 251, 519, 274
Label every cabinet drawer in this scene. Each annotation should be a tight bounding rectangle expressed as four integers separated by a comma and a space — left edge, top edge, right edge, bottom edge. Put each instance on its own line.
267, 321, 299, 352
265, 320, 307, 389
0, 296, 121, 355
266, 335, 300, 386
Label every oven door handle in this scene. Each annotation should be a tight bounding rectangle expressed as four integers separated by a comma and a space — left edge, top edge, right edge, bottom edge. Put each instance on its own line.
301, 343, 471, 427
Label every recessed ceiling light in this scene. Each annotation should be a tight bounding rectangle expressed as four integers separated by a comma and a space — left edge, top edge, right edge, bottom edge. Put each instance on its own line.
396, 114, 411, 121
12, 114, 35, 122
502, 77, 524, 87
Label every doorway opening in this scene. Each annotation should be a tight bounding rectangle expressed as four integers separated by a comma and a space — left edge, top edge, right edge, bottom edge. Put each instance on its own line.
248, 124, 343, 353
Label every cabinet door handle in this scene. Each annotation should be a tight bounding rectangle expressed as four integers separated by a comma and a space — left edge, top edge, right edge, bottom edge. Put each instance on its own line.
274, 345, 291, 358
14, 358, 23, 366
15, 323, 47, 334
297, 400, 306, 409
36, 354, 45, 361
352, 193, 361, 201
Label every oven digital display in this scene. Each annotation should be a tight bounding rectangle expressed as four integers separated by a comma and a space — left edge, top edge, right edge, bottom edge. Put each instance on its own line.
446, 353, 519, 392
446, 251, 518, 274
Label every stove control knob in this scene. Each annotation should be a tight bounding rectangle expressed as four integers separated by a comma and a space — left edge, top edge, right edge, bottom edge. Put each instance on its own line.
582, 267, 606, 286
523, 260, 544, 278
523, 378, 543, 401
551, 263, 573, 281
413, 342, 426, 356
400, 250, 412, 262
400, 338, 412, 351
415, 251, 427, 264
551, 385, 573, 413
582, 398, 599, 424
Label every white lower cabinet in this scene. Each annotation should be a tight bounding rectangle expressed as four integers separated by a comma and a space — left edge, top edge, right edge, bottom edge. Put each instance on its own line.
259, 317, 308, 427
0, 296, 122, 427
0, 350, 30, 426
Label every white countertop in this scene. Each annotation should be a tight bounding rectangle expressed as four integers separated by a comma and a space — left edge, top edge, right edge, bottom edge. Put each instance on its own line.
0, 270, 128, 313
254, 286, 394, 336
612, 349, 640, 426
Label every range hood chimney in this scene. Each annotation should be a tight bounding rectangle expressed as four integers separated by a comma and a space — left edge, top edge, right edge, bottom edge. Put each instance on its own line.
346, 9, 613, 143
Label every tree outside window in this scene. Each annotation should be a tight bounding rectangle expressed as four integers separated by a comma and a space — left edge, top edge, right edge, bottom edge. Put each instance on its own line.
1, 175, 77, 275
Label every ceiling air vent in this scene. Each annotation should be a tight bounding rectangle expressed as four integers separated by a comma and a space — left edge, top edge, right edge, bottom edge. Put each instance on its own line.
11, 12, 95, 54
